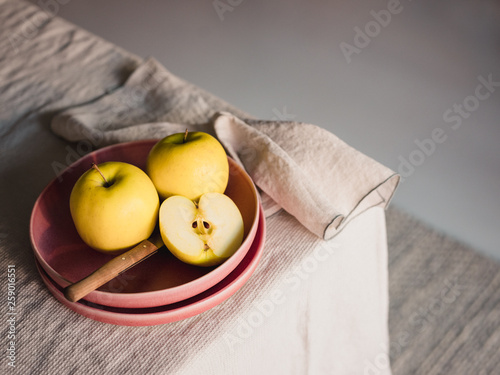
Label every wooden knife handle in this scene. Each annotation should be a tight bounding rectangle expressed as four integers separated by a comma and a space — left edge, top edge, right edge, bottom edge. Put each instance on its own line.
63, 239, 159, 303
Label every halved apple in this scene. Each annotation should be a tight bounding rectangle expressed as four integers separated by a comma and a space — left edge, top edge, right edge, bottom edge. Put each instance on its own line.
159, 192, 244, 267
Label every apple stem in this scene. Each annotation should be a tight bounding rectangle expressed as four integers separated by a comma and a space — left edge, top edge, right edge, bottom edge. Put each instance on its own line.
183, 128, 188, 143
91, 163, 110, 187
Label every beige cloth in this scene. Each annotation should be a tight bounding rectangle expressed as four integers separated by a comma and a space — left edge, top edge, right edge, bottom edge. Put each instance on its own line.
0, 1, 397, 373
52, 58, 399, 240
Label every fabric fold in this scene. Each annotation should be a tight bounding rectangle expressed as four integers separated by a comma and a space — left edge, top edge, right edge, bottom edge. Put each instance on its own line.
51, 57, 399, 240
214, 112, 399, 239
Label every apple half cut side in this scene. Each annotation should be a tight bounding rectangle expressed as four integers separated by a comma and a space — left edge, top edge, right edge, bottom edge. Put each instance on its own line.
159, 192, 244, 267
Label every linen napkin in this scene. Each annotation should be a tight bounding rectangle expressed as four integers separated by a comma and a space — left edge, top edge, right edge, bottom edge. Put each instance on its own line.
51, 58, 399, 240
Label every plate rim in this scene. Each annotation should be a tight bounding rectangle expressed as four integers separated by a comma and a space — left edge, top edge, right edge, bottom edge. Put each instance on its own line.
30, 139, 261, 308
35, 207, 266, 326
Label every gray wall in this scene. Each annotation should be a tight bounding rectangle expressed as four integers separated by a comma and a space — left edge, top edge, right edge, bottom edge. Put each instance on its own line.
29, 0, 500, 260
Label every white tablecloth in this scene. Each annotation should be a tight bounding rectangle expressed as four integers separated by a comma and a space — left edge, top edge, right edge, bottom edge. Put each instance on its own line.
180, 207, 391, 375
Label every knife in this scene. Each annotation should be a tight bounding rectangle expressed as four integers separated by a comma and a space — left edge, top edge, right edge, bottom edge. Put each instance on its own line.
63, 231, 164, 303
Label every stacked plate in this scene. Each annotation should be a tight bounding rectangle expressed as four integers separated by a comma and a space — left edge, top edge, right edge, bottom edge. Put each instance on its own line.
30, 140, 265, 326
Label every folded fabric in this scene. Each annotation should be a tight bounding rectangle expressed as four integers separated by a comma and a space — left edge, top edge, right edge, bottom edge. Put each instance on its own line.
51, 58, 399, 240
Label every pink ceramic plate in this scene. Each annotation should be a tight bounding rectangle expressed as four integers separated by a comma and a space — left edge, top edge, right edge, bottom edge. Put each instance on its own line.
30, 140, 260, 308
35, 208, 265, 326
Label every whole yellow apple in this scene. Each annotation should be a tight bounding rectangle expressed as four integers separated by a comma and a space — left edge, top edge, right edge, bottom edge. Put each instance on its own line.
70, 162, 160, 254
146, 131, 229, 201
159, 192, 244, 266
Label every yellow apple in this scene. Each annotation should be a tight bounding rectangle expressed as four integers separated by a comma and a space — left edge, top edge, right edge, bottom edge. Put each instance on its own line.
146, 131, 229, 201
70, 162, 160, 254
159, 192, 244, 266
